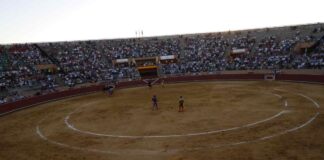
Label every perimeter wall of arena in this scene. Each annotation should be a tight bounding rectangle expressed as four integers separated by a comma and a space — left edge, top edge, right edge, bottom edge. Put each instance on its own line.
0, 70, 323, 116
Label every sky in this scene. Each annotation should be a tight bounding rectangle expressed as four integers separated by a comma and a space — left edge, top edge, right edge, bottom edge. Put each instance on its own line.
0, 0, 323, 44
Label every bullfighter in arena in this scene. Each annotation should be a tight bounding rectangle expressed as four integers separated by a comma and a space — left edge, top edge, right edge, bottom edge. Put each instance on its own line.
179, 96, 184, 112
152, 95, 158, 110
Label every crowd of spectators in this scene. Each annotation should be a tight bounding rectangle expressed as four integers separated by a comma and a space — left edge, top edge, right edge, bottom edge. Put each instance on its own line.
0, 91, 24, 105
0, 25, 323, 104
0, 44, 52, 89
0, 45, 58, 103
39, 38, 179, 85
162, 31, 323, 74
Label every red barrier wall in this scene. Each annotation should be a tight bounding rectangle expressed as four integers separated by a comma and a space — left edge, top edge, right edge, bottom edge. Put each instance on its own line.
276, 74, 324, 83
0, 84, 104, 115
0, 74, 323, 116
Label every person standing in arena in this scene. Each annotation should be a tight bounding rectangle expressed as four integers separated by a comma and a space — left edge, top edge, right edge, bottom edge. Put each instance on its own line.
161, 79, 165, 88
179, 96, 184, 112
148, 81, 152, 89
152, 95, 158, 110
107, 84, 114, 96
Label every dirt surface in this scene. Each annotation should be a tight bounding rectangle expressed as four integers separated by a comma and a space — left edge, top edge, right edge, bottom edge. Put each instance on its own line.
0, 81, 323, 160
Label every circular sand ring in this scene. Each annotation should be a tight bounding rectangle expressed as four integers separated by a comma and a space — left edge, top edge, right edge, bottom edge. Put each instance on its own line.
36, 90, 320, 155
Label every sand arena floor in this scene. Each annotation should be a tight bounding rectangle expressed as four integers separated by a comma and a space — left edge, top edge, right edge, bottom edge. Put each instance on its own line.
0, 81, 323, 160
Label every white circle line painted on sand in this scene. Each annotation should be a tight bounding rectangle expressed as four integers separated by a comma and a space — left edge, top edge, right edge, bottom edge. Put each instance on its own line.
272, 93, 283, 99
35, 89, 320, 155
36, 118, 175, 155
298, 93, 320, 109
274, 88, 320, 109
184, 111, 320, 152
36, 112, 319, 155
36, 124, 122, 155
64, 93, 286, 138
274, 88, 288, 92
65, 110, 286, 138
